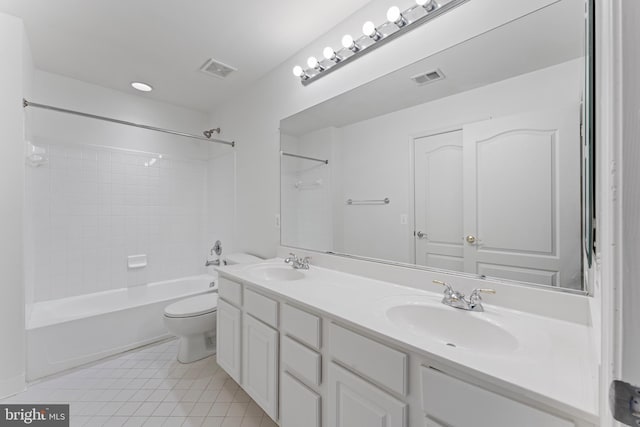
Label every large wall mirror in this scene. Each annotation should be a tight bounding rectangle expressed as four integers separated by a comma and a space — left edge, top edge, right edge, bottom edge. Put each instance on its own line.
280, 0, 594, 292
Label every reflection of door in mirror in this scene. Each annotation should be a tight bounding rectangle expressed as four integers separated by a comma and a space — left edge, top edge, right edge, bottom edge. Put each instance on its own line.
413, 109, 581, 289
414, 130, 464, 272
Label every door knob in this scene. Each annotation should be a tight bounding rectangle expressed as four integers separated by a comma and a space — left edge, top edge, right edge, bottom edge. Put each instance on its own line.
465, 235, 476, 244
416, 231, 427, 239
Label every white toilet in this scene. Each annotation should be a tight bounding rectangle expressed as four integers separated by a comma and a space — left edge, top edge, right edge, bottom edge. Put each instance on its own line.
163, 252, 262, 363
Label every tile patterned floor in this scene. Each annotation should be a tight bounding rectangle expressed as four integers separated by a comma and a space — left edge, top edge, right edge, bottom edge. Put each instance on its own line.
1, 340, 278, 427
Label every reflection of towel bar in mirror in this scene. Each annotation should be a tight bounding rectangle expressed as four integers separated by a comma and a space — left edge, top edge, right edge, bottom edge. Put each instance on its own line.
346, 198, 390, 205
281, 151, 328, 164
295, 179, 323, 190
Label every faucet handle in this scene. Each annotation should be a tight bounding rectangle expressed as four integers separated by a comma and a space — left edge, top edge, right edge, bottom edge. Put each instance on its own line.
432, 280, 455, 295
469, 288, 496, 304
471, 288, 496, 295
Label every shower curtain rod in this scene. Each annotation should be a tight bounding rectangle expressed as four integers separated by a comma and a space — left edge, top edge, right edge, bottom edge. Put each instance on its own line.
22, 99, 235, 147
281, 151, 328, 164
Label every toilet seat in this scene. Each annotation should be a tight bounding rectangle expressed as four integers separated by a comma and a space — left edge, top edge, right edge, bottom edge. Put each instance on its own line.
164, 294, 218, 318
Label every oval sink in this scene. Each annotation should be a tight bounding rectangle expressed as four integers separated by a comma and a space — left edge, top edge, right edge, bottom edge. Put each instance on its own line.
247, 265, 305, 282
386, 303, 519, 354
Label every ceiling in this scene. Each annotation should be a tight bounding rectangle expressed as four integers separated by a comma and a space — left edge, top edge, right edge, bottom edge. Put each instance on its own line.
0, 0, 371, 113
281, 0, 585, 136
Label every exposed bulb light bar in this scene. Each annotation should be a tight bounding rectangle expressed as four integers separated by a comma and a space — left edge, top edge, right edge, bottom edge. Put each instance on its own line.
362, 21, 383, 41
292, 0, 468, 85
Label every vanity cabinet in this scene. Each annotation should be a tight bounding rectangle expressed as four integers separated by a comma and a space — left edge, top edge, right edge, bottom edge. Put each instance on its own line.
216, 272, 596, 427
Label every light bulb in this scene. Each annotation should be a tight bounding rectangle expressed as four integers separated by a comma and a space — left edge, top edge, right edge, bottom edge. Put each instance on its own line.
362, 21, 382, 41
386, 6, 400, 22
292, 65, 304, 77
307, 56, 319, 68
341, 34, 360, 52
323, 47, 336, 60
341, 34, 354, 49
387, 6, 407, 27
362, 21, 375, 36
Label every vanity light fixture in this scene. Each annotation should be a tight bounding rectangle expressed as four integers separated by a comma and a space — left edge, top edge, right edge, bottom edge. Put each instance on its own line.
291, 0, 469, 86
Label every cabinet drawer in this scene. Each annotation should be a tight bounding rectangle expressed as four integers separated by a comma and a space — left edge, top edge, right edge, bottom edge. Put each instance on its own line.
282, 336, 321, 386
282, 303, 321, 350
329, 323, 407, 396
281, 372, 321, 427
421, 367, 575, 427
244, 288, 278, 328
218, 276, 242, 306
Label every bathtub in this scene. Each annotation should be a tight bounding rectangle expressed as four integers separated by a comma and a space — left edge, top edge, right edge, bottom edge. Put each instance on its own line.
26, 274, 216, 381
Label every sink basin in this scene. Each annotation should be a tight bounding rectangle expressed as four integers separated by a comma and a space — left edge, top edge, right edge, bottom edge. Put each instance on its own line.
247, 265, 305, 282
386, 302, 519, 354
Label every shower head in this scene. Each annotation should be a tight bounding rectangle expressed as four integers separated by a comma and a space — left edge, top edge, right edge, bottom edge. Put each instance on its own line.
203, 128, 221, 139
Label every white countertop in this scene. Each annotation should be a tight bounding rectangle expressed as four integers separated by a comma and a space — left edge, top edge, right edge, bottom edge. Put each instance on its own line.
217, 258, 599, 422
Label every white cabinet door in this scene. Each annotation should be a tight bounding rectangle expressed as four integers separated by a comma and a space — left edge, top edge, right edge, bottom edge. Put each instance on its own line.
281, 371, 321, 427
243, 314, 279, 420
328, 362, 407, 427
414, 130, 464, 271
216, 299, 241, 383
462, 109, 581, 288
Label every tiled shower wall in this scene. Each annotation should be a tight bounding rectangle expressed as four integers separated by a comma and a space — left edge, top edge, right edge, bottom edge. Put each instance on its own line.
25, 143, 207, 303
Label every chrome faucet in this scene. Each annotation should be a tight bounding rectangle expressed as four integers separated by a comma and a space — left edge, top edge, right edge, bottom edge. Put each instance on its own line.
432, 280, 495, 312
205, 240, 224, 267
284, 253, 310, 270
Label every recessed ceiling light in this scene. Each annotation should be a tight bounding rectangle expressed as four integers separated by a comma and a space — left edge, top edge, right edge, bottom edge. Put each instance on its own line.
131, 81, 153, 92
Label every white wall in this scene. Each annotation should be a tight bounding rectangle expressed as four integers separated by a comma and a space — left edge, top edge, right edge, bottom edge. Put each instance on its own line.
24, 71, 227, 303
0, 12, 32, 399
208, 0, 560, 258
335, 59, 582, 263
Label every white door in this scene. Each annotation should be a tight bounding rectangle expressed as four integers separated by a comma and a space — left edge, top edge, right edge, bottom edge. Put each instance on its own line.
243, 314, 279, 420
216, 299, 242, 383
328, 362, 407, 427
462, 109, 581, 287
413, 130, 464, 272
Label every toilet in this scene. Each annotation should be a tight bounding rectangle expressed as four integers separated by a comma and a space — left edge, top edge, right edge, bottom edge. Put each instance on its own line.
163, 252, 262, 363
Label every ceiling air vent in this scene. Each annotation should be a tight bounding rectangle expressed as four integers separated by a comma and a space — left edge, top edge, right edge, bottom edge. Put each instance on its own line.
199, 58, 237, 79
410, 69, 445, 86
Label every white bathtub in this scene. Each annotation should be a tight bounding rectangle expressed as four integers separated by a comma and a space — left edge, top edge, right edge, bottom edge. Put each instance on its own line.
26, 274, 216, 381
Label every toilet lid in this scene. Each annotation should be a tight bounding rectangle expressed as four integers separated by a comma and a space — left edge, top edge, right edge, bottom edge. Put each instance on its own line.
164, 294, 218, 318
